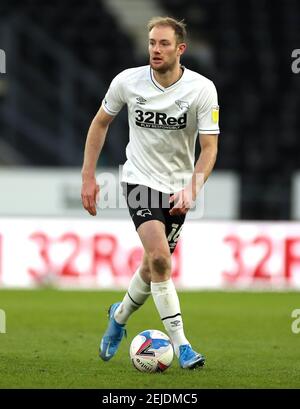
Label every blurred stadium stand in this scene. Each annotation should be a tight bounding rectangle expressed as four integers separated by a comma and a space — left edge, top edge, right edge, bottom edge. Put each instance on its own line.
0, 0, 300, 220
0, 0, 134, 167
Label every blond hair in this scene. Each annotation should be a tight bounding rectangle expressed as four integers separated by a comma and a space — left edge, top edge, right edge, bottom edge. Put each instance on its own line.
147, 16, 187, 44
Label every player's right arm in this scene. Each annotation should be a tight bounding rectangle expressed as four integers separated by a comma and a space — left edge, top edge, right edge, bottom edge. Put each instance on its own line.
81, 70, 126, 215
81, 106, 115, 216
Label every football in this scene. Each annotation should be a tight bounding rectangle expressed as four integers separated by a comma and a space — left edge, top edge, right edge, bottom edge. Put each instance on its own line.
129, 329, 174, 373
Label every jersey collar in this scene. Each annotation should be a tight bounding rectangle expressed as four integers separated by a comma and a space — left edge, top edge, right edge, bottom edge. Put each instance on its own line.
149, 65, 185, 92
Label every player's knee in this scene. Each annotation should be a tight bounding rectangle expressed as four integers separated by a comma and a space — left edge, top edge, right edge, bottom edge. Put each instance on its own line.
140, 263, 151, 283
148, 252, 171, 275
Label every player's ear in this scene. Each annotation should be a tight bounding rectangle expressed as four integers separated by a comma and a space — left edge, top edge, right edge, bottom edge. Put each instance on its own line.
177, 43, 186, 56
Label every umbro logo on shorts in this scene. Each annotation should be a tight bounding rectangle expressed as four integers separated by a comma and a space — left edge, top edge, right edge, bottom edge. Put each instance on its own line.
136, 208, 152, 217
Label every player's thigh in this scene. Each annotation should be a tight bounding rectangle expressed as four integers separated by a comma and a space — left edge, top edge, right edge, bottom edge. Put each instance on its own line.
164, 212, 186, 254
137, 220, 170, 260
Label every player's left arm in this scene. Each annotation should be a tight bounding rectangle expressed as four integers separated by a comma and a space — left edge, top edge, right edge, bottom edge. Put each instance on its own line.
169, 134, 218, 215
170, 80, 219, 215
189, 133, 218, 200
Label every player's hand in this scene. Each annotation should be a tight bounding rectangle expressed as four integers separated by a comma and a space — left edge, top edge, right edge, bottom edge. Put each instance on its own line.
81, 177, 100, 216
169, 187, 194, 216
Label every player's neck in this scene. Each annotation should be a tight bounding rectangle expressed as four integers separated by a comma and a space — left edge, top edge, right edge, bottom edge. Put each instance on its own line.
152, 64, 183, 88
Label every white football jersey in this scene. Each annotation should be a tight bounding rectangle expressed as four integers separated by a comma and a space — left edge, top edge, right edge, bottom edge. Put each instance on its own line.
102, 65, 220, 193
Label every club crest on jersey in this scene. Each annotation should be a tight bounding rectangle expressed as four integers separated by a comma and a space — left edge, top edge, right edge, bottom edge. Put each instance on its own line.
136, 96, 147, 105
175, 100, 189, 111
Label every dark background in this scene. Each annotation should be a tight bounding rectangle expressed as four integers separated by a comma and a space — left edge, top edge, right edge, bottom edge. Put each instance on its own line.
0, 0, 299, 219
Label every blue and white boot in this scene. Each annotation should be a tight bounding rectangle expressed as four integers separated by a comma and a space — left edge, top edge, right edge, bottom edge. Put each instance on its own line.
179, 344, 206, 369
99, 302, 126, 361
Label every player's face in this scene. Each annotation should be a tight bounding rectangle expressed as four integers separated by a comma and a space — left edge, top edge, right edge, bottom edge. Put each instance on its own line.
149, 26, 185, 73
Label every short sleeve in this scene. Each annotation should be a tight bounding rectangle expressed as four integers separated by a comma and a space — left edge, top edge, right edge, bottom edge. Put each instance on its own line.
102, 73, 125, 116
197, 81, 220, 134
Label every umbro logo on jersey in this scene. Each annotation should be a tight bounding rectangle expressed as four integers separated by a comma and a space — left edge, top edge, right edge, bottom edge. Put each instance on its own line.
135, 109, 187, 130
175, 100, 189, 111
136, 96, 147, 105
136, 208, 152, 217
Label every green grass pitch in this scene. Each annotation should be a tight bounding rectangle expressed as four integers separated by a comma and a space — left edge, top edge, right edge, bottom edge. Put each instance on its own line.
0, 289, 300, 389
